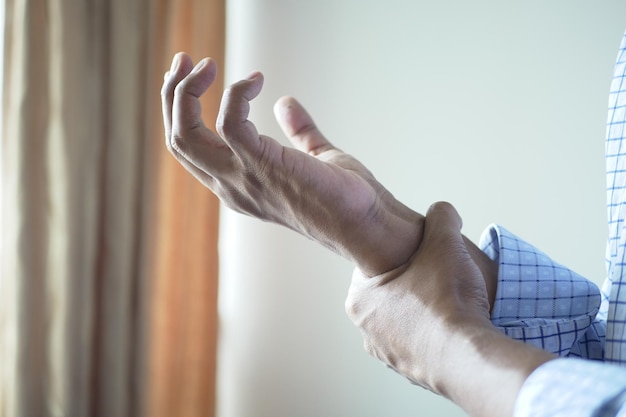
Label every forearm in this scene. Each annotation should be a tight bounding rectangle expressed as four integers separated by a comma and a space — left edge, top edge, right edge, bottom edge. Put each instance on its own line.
437, 320, 555, 417
347, 202, 538, 417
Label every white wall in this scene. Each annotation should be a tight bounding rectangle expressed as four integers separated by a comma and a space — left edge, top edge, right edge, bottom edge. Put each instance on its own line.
217, 2, 626, 416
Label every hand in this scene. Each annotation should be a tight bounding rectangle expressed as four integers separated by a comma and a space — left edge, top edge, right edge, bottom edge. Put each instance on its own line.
161, 53, 423, 276
345, 202, 554, 417
346, 202, 490, 391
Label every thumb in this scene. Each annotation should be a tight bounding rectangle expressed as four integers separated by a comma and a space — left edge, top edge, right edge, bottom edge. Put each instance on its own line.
422, 202, 464, 249
273, 96, 336, 156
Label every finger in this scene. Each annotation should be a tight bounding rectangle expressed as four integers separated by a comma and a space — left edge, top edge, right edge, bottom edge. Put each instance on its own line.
273, 96, 337, 156
162, 53, 217, 183
166, 56, 235, 188
170, 57, 235, 171
162, 52, 194, 146
171, 57, 219, 151
421, 201, 463, 249
215, 72, 264, 155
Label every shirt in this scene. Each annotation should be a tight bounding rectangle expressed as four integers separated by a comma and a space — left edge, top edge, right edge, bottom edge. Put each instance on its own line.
479, 30, 626, 416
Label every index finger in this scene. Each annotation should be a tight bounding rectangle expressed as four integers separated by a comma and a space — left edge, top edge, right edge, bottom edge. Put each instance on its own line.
215, 72, 265, 156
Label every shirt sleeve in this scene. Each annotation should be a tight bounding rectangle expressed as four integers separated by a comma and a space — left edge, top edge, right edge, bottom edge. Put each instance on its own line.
480, 225, 604, 358
514, 358, 626, 417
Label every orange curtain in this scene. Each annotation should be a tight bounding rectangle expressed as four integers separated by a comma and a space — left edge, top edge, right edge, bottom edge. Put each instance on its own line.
0, 0, 224, 416
145, 1, 224, 417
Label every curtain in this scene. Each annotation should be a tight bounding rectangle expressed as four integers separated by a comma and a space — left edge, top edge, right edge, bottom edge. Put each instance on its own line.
0, 0, 224, 416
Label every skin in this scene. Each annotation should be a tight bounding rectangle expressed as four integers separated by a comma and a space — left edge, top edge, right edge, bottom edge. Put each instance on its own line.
346, 202, 555, 417
161, 52, 497, 302
161, 53, 554, 416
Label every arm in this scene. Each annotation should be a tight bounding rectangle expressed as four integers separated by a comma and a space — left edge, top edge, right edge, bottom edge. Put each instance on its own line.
160, 52, 497, 297
345, 202, 555, 417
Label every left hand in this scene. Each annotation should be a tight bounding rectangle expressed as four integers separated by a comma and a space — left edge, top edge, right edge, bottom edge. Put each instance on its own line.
161, 53, 423, 277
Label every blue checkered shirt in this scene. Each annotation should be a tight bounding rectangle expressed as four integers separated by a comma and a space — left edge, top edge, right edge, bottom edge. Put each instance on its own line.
481, 31, 626, 416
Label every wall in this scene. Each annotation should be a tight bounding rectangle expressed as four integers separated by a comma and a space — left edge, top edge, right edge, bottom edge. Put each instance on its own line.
217, 2, 626, 416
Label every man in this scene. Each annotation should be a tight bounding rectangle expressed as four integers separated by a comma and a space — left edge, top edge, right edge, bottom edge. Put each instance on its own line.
161, 29, 626, 416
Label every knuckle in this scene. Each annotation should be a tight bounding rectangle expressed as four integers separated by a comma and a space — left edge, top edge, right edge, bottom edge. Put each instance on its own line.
215, 95, 234, 135
344, 294, 363, 321
173, 79, 188, 97
173, 76, 201, 99
344, 297, 356, 319
220, 84, 240, 110
224, 79, 247, 97
161, 81, 172, 98
222, 83, 236, 97
215, 112, 229, 137
169, 133, 186, 154
217, 80, 255, 140
161, 75, 175, 98
216, 110, 242, 139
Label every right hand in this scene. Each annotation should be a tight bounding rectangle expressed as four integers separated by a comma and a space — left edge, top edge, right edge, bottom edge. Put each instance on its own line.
161, 53, 423, 276
345, 202, 491, 391
345, 202, 554, 417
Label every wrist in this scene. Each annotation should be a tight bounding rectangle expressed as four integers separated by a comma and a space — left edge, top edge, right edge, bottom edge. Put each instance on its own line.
351, 208, 425, 277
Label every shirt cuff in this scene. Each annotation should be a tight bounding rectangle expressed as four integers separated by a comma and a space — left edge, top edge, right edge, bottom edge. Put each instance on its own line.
514, 358, 626, 417
480, 225, 602, 356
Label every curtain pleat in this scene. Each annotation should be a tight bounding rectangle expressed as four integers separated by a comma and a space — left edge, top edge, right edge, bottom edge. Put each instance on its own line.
1, 1, 224, 416
145, 1, 224, 416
